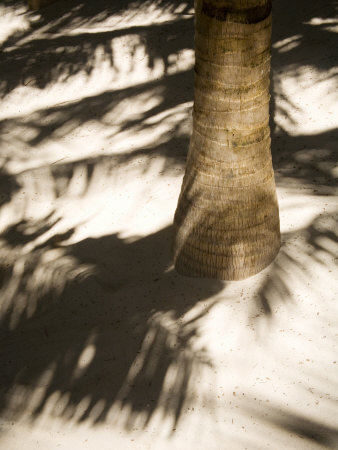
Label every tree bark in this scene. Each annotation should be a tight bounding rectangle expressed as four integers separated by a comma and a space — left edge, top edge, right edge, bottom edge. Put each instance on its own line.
173, 0, 280, 280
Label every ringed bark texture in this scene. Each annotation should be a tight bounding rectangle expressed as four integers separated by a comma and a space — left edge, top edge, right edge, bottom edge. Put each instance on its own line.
173, 0, 280, 280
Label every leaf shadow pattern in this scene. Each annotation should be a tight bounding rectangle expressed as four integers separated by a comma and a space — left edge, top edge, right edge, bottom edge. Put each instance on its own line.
242, 398, 338, 449
257, 0, 338, 318
0, 68, 193, 151
254, 209, 338, 318
0, 218, 223, 431
0, 0, 194, 97
244, 1, 338, 443
0, 165, 21, 208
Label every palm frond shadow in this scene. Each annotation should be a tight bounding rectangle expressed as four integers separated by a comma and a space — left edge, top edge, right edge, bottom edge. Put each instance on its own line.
0, 69, 193, 148
254, 209, 338, 319
254, 0, 338, 317
0, 217, 223, 430
243, 398, 338, 449
0, 0, 193, 97
0, 165, 21, 208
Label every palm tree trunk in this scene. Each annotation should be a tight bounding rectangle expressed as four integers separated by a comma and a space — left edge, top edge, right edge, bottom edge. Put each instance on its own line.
173, 0, 280, 280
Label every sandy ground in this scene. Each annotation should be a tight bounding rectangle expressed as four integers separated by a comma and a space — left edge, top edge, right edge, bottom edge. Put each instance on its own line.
0, 0, 337, 449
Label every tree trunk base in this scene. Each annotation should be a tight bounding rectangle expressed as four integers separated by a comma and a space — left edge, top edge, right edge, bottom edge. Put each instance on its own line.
174, 238, 280, 281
